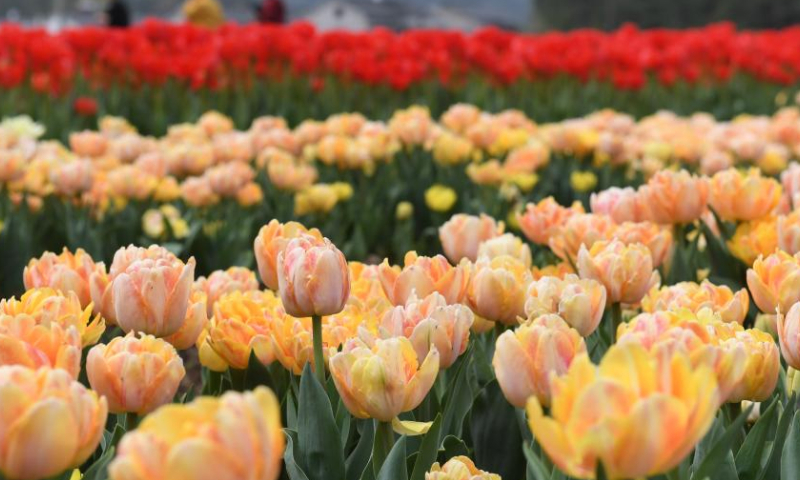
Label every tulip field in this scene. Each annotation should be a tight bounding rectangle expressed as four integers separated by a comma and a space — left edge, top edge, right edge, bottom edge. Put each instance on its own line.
6, 20, 800, 480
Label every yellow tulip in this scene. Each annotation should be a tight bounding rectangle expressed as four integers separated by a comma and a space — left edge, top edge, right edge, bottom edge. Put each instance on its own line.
746, 250, 800, 315
641, 280, 750, 325
207, 290, 278, 370
425, 184, 458, 212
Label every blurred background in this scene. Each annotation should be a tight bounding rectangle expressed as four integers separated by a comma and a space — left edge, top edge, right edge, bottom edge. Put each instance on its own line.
3, 0, 800, 31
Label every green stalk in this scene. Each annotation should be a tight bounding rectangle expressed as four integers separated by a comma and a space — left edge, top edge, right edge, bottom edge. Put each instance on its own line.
372, 420, 395, 476
611, 302, 623, 343
312, 314, 326, 385
124, 412, 138, 432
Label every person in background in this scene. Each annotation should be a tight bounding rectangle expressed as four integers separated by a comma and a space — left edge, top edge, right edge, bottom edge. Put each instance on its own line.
104, 0, 130, 27
256, 0, 285, 24
183, 0, 225, 28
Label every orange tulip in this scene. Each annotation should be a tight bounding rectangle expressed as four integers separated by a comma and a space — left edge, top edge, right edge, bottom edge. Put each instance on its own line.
548, 213, 616, 262
518, 197, 584, 246
277, 234, 350, 318
747, 250, 800, 315
524, 274, 607, 336
467, 255, 532, 325
23, 247, 103, 308
425, 456, 500, 480
708, 168, 782, 222
494, 314, 586, 407
0, 314, 81, 379
438, 214, 503, 263
109, 387, 284, 480
330, 336, 439, 422
637, 169, 708, 224
527, 343, 718, 479
0, 366, 107, 480
207, 291, 279, 370
87, 333, 185, 415
727, 218, 778, 266
379, 252, 469, 306
253, 220, 323, 291
577, 240, 659, 304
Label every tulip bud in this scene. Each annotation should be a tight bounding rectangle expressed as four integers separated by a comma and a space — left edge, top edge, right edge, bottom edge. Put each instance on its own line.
524, 274, 607, 336
438, 214, 503, 263
0, 366, 107, 480
779, 303, 800, 370
747, 251, 800, 315
253, 220, 323, 291
518, 197, 584, 246
638, 170, 708, 224
467, 255, 532, 325
109, 387, 284, 480
330, 336, 439, 421
708, 168, 782, 222
494, 314, 586, 407
577, 240, 659, 304
87, 333, 185, 415
476, 233, 532, 268
277, 234, 350, 318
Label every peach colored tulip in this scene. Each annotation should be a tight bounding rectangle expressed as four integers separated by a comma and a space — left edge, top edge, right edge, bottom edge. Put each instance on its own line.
642, 281, 750, 325
524, 274, 607, 336
277, 234, 350, 318
716, 325, 779, 402
494, 314, 586, 408
438, 214, 503, 263
614, 221, 674, 268
109, 387, 284, 480
577, 240, 659, 304
747, 250, 800, 315
113, 254, 196, 337
527, 343, 718, 479
253, 220, 323, 290
180, 176, 220, 208
778, 302, 800, 369
782, 162, 800, 210
1, 288, 105, 349
0, 366, 107, 480
727, 217, 778, 266
425, 456, 500, 480
207, 291, 279, 370
708, 168, 782, 222
518, 197, 584, 245
380, 292, 473, 369
163, 290, 208, 350
23, 247, 104, 309
379, 252, 469, 306
548, 213, 616, 262
195, 266, 260, 316
267, 310, 342, 375
476, 233, 532, 268
532, 262, 574, 280
590, 186, 648, 223
50, 160, 94, 197
638, 169, 708, 224
0, 313, 82, 379
467, 255, 532, 325
87, 333, 185, 415
330, 336, 439, 422
778, 210, 800, 254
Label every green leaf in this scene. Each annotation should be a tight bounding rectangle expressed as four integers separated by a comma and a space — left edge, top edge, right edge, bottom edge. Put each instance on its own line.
758, 394, 796, 480
82, 445, 115, 480
438, 435, 470, 464
692, 405, 753, 480
244, 350, 274, 391
781, 411, 800, 479
735, 397, 778, 480
284, 430, 311, 480
470, 381, 526, 479
440, 346, 476, 441
297, 363, 346, 480
346, 420, 375, 480
522, 442, 551, 480
376, 437, 407, 480
410, 415, 443, 480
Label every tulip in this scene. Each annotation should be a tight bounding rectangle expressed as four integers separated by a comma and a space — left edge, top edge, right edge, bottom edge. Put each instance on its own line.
613, 221, 674, 268
0, 314, 82, 379
438, 214, 503, 263
108, 387, 284, 480
23, 247, 103, 308
778, 211, 800, 255
527, 343, 719, 479
87, 333, 185, 415
467, 255, 532, 325
0, 366, 107, 480
330, 336, 439, 422
642, 281, 750, 325
113, 254, 196, 337
778, 302, 800, 370
277, 234, 350, 318
379, 252, 469, 306
476, 233, 532, 268
590, 186, 648, 223
518, 197, 584, 245
637, 169, 708, 224
727, 218, 778, 266
577, 240, 659, 305
380, 292, 473, 369
207, 291, 279, 370
1, 287, 105, 347
494, 314, 586, 408
253, 220, 323, 291
425, 184, 458, 212
718, 326, 779, 402
425, 456, 500, 480
548, 213, 616, 262
524, 274, 607, 336
163, 289, 208, 350
708, 168, 782, 222
747, 251, 800, 315
195, 267, 260, 316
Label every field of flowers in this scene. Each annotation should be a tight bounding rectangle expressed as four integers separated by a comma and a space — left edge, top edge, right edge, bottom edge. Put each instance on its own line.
6, 19, 800, 480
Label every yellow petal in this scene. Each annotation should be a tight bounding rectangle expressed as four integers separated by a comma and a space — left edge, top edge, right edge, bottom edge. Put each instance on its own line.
391, 418, 432, 436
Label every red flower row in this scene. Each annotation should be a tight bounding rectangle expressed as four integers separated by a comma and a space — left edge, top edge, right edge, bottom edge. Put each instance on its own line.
2, 20, 800, 94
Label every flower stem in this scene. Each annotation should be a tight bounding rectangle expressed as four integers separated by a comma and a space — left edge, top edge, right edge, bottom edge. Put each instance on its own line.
312, 314, 326, 385
124, 411, 138, 432
611, 302, 623, 343
372, 420, 395, 476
